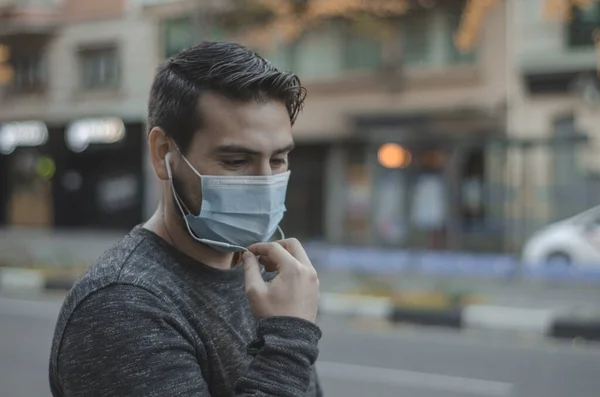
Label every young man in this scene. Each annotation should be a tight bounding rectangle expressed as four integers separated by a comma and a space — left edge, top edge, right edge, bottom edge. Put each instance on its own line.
49, 42, 322, 397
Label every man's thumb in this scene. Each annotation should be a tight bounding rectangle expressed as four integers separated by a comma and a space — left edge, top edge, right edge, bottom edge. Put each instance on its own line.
242, 251, 266, 294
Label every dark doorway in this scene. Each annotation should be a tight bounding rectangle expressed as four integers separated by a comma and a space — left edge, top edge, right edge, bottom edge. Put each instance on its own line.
281, 143, 328, 241
53, 122, 144, 230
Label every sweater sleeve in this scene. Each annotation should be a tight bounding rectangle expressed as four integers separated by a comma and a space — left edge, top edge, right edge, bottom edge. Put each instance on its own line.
236, 316, 322, 395
51, 284, 322, 397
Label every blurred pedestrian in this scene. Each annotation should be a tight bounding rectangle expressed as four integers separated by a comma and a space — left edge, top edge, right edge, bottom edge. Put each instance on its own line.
49, 41, 322, 397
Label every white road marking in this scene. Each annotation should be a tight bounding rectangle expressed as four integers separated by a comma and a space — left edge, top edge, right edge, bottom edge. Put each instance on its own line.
317, 361, 514, 397
463, 305, 555, 334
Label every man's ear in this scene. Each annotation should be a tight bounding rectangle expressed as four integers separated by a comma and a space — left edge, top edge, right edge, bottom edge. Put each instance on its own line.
148, 127, 172, 181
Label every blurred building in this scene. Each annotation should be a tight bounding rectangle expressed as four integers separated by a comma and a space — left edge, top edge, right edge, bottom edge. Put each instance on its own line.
0, 0, 158, 231
507, 0, 600, 251
140, 0, 510, 252
1, 0, 599, 259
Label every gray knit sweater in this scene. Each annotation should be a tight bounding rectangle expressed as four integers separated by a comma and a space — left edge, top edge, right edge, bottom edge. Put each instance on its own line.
49, 226, 322, 396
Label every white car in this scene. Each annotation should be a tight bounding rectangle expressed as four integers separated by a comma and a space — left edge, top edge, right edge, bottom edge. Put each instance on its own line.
522, 206, 600, 267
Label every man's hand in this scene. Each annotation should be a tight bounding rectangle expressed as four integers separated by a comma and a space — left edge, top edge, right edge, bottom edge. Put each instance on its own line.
243, 239, 319, 323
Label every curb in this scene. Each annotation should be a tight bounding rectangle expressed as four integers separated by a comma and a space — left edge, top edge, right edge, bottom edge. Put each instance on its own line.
550, 318, 600, 341
390, 307, 462, 328
0, 267, 77, 293
319, 293, 600, 341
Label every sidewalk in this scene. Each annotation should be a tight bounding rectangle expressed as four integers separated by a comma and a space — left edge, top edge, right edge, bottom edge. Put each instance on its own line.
316, 270, 600, 341
317, 270, 600, 312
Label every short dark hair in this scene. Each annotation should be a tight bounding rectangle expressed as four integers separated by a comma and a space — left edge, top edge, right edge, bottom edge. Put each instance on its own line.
147, 41, 306, 153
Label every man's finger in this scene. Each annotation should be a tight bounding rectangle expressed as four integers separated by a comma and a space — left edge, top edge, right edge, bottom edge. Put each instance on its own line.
248, 242, 294, 271
256, 255, 279, 273
242, 251, 266, 295
275, 238, 312, 268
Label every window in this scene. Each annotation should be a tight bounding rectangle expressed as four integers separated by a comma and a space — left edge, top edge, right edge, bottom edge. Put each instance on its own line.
343, 30, 383, 71
568, 3, 600, 48
265, 7, 475, 81
11, 54, 47, 94
79, 46, 119, 90
264, 29, 343, 80
401, 5, 475, 67
444, 8, 476, 64
402, 12, 433, 66
265, 25, 383, 80
164, 18, 193, 58
264, 43, 294, 72
163, 18, 226, 59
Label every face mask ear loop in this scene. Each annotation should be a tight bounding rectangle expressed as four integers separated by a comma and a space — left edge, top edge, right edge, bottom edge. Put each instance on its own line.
277, 225, 285, 240
258, 226, 284, 274
165, 153, 192, 215
166, 152, 206, 243
179, 151, 204, 179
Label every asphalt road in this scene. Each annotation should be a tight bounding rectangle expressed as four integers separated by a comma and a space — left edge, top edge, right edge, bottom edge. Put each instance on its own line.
1, 295, 600, 397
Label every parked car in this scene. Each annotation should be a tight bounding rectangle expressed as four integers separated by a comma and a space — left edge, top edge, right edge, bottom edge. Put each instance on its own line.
522, 206, 600, 267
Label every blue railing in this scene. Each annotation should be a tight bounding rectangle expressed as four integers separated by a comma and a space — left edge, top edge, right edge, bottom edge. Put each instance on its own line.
304, 243, 600, 284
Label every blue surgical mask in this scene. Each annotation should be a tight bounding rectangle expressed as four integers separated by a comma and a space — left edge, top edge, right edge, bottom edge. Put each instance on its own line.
165, 152, 289, 252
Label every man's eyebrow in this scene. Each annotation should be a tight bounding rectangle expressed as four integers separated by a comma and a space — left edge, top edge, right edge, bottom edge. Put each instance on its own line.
214, 143, 295, 155
273, 143, 295, 155
214, 145, 260, 155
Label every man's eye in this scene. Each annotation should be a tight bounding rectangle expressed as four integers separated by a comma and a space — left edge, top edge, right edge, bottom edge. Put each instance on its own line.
270, 158, 287, 167
223, 159, 247, 167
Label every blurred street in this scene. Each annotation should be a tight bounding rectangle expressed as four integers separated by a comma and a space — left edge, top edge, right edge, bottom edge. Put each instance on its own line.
2, 294, 600, 397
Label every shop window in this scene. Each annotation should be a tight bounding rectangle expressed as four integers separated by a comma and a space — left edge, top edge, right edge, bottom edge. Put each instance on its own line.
6, 149, 54, 228
374, 169, 409, 245
460, 148, 485, 231
79, 46, 120, 90
345, 163, 372, 243
343, 145, 371, 244
568, 3, 600, 48
410, 149, 449, 250
410, 173, 448, 231
0, 121, 54, 227
55, 121, 144, 230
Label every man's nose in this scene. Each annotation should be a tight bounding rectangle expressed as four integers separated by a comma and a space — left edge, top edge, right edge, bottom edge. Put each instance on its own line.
250, 159, 272, 176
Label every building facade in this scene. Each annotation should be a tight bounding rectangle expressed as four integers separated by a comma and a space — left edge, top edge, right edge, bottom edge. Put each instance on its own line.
0, 0, 159, 231
505, 0, 600, 251
140, 0, 510, 252
3, 0, 596, 258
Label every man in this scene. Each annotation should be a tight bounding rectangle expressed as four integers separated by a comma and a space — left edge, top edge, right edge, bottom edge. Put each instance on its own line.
49, 42, 322, 397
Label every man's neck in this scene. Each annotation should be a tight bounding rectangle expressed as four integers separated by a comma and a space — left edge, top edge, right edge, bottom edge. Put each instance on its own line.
144, 206, 239, 270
